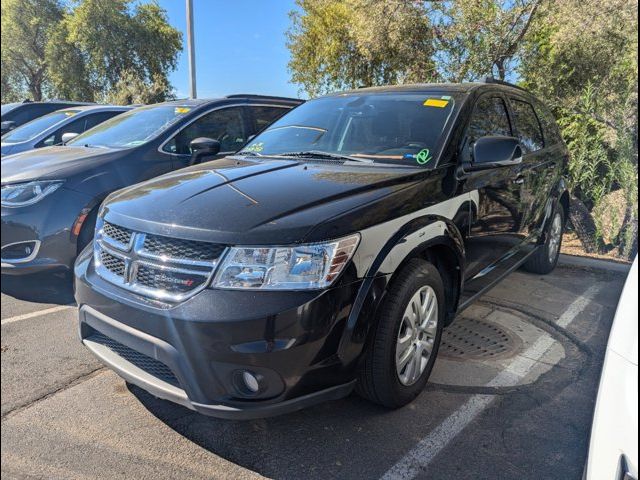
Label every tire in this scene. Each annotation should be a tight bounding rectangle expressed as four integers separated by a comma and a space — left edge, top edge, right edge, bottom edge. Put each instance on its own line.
523, 206, 565, 274
356, 258, 445, 408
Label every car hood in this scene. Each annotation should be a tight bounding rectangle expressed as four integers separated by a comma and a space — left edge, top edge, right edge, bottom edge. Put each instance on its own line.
103, 156, 425, 245
1, 145, 123, 184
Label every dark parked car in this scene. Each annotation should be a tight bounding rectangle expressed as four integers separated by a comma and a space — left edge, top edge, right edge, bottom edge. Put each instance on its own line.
1, 95, 302, 274
74, 81, 570, 419
1, 100, 93, 135
1, 105, 131, 157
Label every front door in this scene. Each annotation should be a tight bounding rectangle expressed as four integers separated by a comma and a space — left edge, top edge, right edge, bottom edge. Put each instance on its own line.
163, 106, 249, 169
460, 93, 527, 300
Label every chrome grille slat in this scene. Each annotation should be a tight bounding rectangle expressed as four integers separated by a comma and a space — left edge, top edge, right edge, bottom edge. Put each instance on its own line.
95, 219, 225, 302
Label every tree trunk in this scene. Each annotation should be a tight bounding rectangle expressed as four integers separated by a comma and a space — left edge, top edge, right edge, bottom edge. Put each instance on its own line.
568, 195, 599, 253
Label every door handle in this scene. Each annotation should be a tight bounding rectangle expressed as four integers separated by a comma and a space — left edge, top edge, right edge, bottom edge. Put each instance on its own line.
513, 176, 525, 185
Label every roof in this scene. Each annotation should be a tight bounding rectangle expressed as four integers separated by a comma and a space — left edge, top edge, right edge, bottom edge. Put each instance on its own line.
160, 94, 302, 107
58, 105, 133, 113
324, 81, 531, 97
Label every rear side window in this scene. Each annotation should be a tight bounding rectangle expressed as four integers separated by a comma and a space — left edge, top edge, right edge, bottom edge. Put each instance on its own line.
82, 111, 123, 131
510, 99, 544, 153
249, 105, 289, 134
467, 96, 512, 143
534, 101, 563, 146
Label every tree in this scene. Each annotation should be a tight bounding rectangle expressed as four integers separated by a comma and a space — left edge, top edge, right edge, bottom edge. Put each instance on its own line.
46, 0, 182, 102
0, 0, 64, 101
105, 69, 175, 105
287, 0, 437, 97
432, 0, 542, 81
520, 0, 638, 257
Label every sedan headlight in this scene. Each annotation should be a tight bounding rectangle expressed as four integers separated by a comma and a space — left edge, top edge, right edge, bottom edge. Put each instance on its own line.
1, 181, 64, 207
213, 234, 360, 290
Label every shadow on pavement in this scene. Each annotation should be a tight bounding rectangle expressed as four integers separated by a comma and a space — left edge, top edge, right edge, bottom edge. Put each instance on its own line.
128, 383, 420, 479
1, 272, 75, 305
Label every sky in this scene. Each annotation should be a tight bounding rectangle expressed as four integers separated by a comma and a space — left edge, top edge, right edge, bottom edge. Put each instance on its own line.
157, 0, 302, 100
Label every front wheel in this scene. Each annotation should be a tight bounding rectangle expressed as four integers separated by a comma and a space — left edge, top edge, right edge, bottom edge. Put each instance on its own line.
523, 207, 565, 274
356, 258, 445, 408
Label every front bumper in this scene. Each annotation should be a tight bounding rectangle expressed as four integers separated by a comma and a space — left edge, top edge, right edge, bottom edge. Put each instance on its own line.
74, 246, 365, 419
1, 187, 90, 275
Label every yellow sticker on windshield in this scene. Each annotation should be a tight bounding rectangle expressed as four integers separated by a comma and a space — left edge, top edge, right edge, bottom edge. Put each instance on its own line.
423, 98, 449, 108
64, 111, 76, 116
175, 107, 191, 114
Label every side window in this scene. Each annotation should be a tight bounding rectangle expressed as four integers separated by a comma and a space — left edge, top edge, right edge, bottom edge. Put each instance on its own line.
534, 101, 563, 146
467, 96, 512, 144
82, 111, 122, 132
249, 105, 289, 134
163, 106, 247, 155
42, 117, 88, 146
510, 99, 544, 153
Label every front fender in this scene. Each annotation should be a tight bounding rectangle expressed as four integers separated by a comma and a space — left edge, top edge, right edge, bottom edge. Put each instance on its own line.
337, 214, 466, 365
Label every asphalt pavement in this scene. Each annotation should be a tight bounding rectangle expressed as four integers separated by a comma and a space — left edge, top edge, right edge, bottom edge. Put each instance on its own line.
0, 261, 629, 479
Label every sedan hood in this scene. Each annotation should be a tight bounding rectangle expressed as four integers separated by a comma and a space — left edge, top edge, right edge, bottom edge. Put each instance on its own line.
1, 145, 122, 184
103, 156, 424, 245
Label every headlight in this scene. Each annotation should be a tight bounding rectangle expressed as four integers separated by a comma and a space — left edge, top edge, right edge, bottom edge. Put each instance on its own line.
1, 181, 64, 207
212, 234, 360, 290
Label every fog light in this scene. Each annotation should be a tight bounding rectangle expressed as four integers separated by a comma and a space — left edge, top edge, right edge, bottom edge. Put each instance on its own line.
242, 371, 260, 393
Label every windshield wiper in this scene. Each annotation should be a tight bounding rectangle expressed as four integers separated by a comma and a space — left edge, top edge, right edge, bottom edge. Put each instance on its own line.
236, 151, 263, 157
278, 150, 372, 163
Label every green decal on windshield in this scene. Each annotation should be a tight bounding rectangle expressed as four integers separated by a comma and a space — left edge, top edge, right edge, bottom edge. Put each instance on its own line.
416, 149, 432, 165
245, 142, 264, 153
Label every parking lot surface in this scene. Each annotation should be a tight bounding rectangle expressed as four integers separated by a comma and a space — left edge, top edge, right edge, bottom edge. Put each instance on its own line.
1, 262, 628, 479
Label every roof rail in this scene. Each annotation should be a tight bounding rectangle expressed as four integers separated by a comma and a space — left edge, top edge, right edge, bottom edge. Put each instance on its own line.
481, 76, 528, 92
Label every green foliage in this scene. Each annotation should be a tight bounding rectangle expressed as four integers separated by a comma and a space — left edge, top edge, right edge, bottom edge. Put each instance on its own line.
0, 0, 182, 104
287, 0, 436, 97
1, 0, 64, 101
46, 0, 182, 102
104, 69, 175, 105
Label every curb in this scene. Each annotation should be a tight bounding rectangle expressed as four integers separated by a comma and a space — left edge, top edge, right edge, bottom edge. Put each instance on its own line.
558, 254, 632, 274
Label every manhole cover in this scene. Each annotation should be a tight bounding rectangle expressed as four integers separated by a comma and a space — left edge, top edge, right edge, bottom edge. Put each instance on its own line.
440, 317, 517, 360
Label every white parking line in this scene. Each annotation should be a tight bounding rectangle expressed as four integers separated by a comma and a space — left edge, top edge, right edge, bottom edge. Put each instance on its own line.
381, 285, 601, 480
1, 305, 75, 326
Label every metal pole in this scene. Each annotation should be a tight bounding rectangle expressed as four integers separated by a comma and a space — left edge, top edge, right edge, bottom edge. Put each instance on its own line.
186, 0, 197, 99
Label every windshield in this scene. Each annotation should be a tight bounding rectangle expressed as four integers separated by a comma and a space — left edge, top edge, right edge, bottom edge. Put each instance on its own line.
1, 109, 80, 144
239, 92, 457, 166
1, 103, 21, 116
67, 104, 193, 149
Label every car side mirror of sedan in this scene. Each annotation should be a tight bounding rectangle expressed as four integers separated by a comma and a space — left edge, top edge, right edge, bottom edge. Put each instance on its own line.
463, 136, 523, 172
189, 137, 221, 165
61, 132, 79, 145
1, 121, 16, 135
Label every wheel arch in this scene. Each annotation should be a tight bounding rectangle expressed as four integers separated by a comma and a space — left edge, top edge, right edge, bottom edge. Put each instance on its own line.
337, 214, 465, 365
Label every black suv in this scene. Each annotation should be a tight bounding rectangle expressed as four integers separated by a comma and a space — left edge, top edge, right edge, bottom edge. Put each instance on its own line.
1, 95, 301, 275
1, 100, 93, 135
74, 82, 570, 419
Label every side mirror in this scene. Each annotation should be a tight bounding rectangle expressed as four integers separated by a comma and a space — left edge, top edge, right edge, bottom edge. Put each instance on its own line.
466, 136, 523, 171
61, 132, 79, 144
189, 137, 221, 165
1, 121, 16, 135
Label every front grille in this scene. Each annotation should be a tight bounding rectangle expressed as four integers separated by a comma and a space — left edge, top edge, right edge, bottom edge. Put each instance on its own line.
95, 219, 225, 301
143, 234, 225, 261
87, 331, 180, 387
100, 250, 125, 276
103, 222, 133, 247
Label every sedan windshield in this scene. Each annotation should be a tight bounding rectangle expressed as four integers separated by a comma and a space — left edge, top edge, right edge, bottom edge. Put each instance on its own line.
67, 104, 193, 149
2, 110, 80, 144
239, 92, 458, 166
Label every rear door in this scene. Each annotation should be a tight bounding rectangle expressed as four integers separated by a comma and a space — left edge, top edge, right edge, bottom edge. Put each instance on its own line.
461, 92, 527, 298
506, 96, 557, 247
